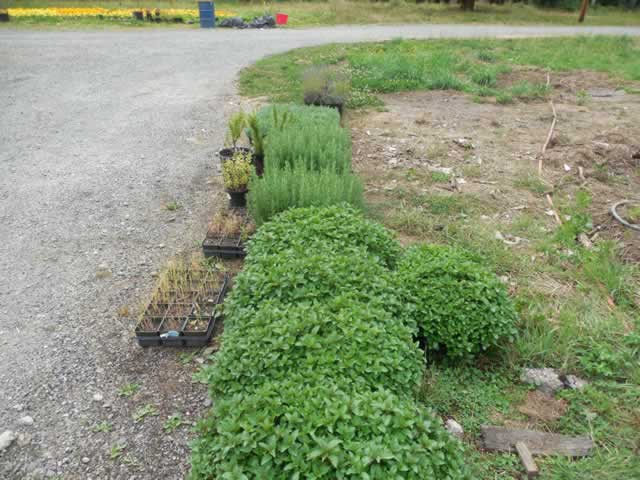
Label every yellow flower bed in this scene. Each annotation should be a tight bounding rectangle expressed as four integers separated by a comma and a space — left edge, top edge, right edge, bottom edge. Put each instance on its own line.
8, 8, 233, 18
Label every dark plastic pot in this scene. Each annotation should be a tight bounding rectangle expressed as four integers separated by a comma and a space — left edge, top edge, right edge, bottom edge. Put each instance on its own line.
0, 13, 9, 22
253, 153, 265, 177
218, 146, 251, 163
228, 190, 247, 208
132, 11, 144, 20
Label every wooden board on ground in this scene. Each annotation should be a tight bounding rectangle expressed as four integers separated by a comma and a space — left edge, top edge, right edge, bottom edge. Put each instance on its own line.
481, 426, 594, 457
516, 441, 540, 479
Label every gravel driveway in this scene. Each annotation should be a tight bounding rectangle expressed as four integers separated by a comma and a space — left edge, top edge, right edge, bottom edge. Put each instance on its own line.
1, 24, 639, 479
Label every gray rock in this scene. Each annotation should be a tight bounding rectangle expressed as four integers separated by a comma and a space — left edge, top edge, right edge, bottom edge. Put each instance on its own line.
562, 374, 589, 390
0, 430, 17, 451
445, 419, 464, 439
81, 457, 90, 464
17, 433, 32, 447
18, 416, 34, 426
521, 368, 564, 395
203, 397, 212, 408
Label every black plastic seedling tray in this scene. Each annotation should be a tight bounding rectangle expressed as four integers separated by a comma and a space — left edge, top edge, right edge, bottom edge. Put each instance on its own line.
202, 208, 252, 259
202, 235, 246, 259
135, 272, 229, 347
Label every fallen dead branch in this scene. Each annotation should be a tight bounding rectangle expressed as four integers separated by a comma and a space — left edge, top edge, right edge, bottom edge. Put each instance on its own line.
538, 73, 558, 177
545, 193, 563, 226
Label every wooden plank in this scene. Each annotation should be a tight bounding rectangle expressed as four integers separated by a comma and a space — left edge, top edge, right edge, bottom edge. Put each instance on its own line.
481, 426, 593, 457
516, 442, 540, 479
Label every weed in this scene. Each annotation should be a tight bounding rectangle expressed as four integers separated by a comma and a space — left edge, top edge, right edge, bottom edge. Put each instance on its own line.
133, 404, 159, 423
92, 421, 113, 433
514, 173, 550, 194
110, 442, 126, 460
164, 201, 181, 211
178, 351, 197, 365
430, 171, 451, 183
576, 89, 591, 105
117, 305, 129, 317
163, 413, 185, 433
117, 383, 140, 398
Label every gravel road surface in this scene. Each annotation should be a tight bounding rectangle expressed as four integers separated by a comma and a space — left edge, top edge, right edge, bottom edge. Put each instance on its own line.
1, 24, 639, 479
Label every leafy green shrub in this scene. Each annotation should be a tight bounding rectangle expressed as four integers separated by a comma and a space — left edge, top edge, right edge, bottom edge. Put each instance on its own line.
203, 300, 423, 398
190, 381, 467, 480
247, 166, 363, 225
246, 204, 401, 268
225, 246, 399, 327
397, 244, 518, 360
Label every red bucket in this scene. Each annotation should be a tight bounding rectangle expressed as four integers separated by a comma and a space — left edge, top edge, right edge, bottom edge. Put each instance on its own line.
275, 13, 288, 25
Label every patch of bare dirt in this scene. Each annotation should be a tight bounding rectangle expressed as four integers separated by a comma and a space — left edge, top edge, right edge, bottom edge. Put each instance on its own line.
348, 69, 640, 261
518, 391, 568, 423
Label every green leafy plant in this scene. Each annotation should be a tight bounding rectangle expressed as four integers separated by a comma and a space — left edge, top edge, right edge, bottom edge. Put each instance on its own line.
92, 421, 113, 433
164, 200, 181, 211
190, 382, 467, 479
163, 413, 185, 433
245, 204, 401, 267
222, 151, 252, 192
132, 404, 159, 423
397, 244, 518, 359
203, 300, 422, 398
110, 442, 127, 460
117, 383, 140, 398
226, 110, 246, 149
225, 247, 399, 327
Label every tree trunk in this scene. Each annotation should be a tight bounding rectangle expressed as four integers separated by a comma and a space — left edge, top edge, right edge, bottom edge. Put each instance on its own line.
578, 0, 589, 22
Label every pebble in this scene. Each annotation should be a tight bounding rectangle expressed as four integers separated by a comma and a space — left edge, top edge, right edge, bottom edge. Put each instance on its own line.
18, 416, 34, 426
17, 433, 32, 447
92, 393, 104, 402
13, 404, 24, 412
562, 374, 589, 390
0, 430, 17, 451
203, 398, 212, 408
445, 419, 464, 439
82, 457, 90, 464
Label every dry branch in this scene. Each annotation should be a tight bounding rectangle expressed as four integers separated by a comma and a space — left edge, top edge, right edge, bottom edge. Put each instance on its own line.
546, 193, 562, 225
538, 73, 557, 177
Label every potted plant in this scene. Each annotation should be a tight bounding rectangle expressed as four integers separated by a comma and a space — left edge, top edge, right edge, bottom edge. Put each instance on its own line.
246, 112, 266, 176
218, 111, 251, 162
303, 66, 350, 116
223, 150, 252, 208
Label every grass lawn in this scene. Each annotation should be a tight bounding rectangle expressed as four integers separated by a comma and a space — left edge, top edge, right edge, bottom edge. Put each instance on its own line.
2, 1, 640, 28
238, 36, 640, 478
240, 35, 640, 106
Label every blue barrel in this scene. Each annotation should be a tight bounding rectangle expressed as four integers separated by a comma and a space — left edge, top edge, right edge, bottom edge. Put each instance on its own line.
198, 1, 215, 28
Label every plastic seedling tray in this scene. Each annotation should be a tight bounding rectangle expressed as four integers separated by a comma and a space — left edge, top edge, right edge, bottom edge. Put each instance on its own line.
135, 272, 229, 347
202, 209, 253, 259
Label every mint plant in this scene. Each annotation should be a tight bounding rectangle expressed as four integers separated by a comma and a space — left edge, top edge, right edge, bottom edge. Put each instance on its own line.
397, 244, 518, 359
